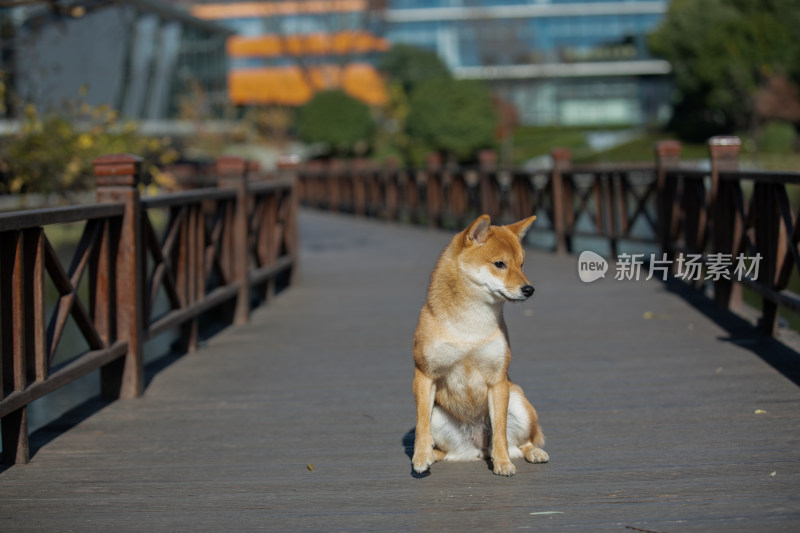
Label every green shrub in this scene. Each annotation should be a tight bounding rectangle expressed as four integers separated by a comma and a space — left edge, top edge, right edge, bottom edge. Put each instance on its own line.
0, 100, 177, 195
378, 44, 452, 95
406, 78, 497, 163
296, 90, 373, 157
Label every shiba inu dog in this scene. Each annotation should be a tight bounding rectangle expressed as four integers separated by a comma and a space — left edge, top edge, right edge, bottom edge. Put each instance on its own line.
411, 214, 548, 476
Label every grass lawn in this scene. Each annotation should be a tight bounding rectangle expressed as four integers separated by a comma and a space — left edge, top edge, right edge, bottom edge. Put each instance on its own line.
510, 126, 800, 170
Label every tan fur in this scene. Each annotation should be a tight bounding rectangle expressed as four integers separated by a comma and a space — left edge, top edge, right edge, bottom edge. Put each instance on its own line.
412, 214, 548, 476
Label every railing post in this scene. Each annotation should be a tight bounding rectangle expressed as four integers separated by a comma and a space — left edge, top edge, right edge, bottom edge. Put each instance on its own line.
247, 160, 261, 180
479, 150, 499, 219
277, 155, 300, 284
753, 174, 782, 335
550, 148, 571, 253
382, 157, 399, 221
510, 172, 532, 224
216, 156, 250, 326
709, 136, 743, 312
426, 152, 443, 227
353, 158, 368, 217
328, 159, 342, 212
655, 140, 681, 263
93, 154, 144, 399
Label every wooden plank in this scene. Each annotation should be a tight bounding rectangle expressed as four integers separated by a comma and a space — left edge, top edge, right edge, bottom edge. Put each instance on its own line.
2, 211, 799, 531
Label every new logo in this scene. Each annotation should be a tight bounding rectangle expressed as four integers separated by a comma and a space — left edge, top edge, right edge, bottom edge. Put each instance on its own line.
578, 251, 608, 283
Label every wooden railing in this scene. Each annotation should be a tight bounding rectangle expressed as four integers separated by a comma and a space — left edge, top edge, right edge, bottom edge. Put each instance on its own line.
298, 137, 800, 338
1, 155, 297, 465
297, 151, 661, 256
659, 138, 800, 336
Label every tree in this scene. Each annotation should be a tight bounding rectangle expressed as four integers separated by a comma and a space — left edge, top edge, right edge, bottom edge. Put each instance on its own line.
649, 0, 800, 141
406, 77, 497, 163
296, 90, 373, 156
378, 44, 452, 96
374, 45, 453, 165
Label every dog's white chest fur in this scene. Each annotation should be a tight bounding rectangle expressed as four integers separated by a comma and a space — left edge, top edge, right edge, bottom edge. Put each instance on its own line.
425, 321, 507, 377
431, 331, 504, 365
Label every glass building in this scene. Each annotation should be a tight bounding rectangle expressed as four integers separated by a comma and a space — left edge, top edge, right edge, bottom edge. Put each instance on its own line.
10, 0, 231, 120
384, 0, 672, 126
190, 0, 671, 126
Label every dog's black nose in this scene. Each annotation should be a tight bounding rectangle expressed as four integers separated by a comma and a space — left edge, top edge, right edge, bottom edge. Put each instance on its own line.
521, 285, 535, 298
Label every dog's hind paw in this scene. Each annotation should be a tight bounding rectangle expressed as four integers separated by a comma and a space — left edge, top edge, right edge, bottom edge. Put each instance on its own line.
525, 447, 549, 464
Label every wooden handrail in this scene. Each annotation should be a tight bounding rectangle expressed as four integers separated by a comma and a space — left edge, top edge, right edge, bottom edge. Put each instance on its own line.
0, 204, 126, 231
0, 154, 297, 465
297, 140, 800, 338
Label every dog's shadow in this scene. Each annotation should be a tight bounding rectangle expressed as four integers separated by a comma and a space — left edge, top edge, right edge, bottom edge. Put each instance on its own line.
402, 427, 500, 477
402, 427, 415, 460
402, 427, 433, 478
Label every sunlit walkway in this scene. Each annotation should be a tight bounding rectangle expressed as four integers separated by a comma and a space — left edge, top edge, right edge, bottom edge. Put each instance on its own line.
1, 210, 799, 532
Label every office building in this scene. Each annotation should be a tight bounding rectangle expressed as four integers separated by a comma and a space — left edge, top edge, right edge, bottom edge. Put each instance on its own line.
384, 0, 672, 126
10, 0, 231, 120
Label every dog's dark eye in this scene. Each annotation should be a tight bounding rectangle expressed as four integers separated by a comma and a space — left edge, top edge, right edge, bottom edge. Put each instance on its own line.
493, 261, 507, 269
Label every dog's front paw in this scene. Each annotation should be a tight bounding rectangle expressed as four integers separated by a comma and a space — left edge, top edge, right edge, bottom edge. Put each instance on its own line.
492, 459, 517, 477
412, 450, 435, 473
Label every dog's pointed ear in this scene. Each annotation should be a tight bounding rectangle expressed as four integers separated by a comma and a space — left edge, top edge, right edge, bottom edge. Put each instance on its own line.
506, 215, 537, 241
464, 214, 491, 246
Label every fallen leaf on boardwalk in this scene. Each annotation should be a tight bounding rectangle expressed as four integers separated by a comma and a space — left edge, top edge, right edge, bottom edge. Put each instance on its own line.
643, 311, 654, 319
306, 464, 314, 471
625, 526, 663, 533
754, 409, 768, 414
770, 471, 777, 477
529, 511, 564, 515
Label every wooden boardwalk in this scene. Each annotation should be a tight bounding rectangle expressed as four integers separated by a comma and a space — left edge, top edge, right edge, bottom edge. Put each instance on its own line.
2, 210, 800, 532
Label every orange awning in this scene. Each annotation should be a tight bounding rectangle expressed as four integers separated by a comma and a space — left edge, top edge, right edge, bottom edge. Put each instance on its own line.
228, 31, 390, 58
229, 63, 387, 107
192, 0, 367, 20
